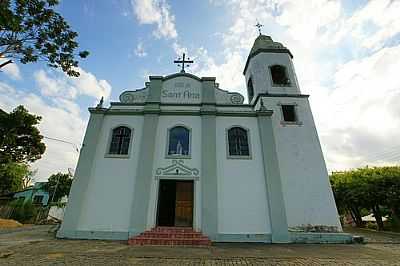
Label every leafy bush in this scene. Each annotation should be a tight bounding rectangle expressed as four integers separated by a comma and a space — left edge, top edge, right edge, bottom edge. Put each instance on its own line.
366, 222, 377, 230
9, 199, 37, 223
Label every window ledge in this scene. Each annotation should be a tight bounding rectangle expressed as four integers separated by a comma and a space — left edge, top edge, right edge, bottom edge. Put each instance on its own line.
165, 155, 192, 159
104, 154, 130, 159
227, 155, 252, 160
280, 121, 303, 126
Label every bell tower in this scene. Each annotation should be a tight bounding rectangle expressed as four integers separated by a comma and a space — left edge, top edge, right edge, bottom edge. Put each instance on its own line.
244, 33, 342, 235
243, 35, 301, 104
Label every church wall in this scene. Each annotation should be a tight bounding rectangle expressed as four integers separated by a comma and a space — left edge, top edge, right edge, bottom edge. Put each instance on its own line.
245, 53, 301, 101
216, 117, 271, 234
260, 96, 342, 231
146, 115, 202, 231
77, 115, 144, 232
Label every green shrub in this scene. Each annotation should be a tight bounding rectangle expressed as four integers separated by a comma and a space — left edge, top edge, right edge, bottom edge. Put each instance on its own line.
9, 199, 37, 223
22, 200, 36, 222
386, 216, 400, 232
366, 222, 377, 230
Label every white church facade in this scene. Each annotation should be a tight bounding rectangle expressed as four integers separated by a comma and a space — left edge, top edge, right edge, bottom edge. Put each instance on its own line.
58, 35, 351, 243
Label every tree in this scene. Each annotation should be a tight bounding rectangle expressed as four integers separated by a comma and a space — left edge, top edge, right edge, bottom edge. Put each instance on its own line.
22, 168, 38, 189
0, 105, 46, 164
330, 166, 400, 231
0, 0, 89, 77
0, 106, 44, 195
380, 167, 400, 227
44, 172, 72, 202
330, 171, 366, 227
0, 162, 29, 194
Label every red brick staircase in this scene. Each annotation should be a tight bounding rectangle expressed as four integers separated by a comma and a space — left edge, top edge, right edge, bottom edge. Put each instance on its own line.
128, 227, 211, 246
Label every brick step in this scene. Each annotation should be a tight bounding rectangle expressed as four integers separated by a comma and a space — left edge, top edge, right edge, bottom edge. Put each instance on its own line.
135, 235, 210, 241
152, 227, 197, 233
128, 226, 211, 246
141, 232, 204, 238
128, 237, 211, 246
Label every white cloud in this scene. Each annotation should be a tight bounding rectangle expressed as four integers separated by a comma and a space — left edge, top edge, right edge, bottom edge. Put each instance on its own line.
0, 82, 86, 181
316, 45, 400, 171
0, 59, 22, 80
34, 69, 77, 99
134, 41, 148, 57
275, 0, 342, 45
318, 0, 400, 51
192, 47, 246, 96
73, 68, 112, 100
132, 0, 177, 39
34, 68, 112, 101
172, 41, 187, 55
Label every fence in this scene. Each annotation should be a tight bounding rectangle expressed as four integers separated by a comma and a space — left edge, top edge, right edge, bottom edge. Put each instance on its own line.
0, 204, 50, 224
0, 205, 14, 219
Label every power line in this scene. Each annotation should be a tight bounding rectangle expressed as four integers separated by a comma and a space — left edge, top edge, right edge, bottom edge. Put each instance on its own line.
362, 145, 400, 161
43, 136, 80, 153
366, 152, 400, 163
338, 144, 400, 162
364, 149, 400, 161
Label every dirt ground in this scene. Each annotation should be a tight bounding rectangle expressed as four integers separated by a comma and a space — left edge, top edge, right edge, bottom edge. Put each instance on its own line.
0, 219, 22, 229
0, 226, 400, 265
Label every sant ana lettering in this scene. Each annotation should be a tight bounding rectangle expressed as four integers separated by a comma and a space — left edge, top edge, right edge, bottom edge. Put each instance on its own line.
161, 89, 200, 99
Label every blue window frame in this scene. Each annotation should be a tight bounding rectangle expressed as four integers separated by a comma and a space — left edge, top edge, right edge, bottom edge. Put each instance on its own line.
168, 126, 190, 156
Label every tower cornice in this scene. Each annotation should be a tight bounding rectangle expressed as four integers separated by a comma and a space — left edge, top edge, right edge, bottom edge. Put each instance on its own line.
243, 35, 293, 75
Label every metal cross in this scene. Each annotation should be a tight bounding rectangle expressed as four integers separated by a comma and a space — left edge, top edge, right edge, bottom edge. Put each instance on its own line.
255, 20, 263, 35
174, 53, 194, 73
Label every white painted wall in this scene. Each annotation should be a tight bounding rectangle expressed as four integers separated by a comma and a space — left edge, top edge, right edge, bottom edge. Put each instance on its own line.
216, 117, 271, 234
261, 96, 342, 230
78, 115, 144, 232
48, 206, 65, 221
146, 115, 202, 231
245, 52, 301, 102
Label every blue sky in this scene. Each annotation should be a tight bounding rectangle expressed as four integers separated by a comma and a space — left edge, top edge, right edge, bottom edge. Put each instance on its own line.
1, 0, 400, 181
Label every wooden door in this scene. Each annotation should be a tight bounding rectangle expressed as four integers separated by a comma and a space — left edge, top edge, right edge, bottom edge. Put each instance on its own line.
174, 181, 193, 227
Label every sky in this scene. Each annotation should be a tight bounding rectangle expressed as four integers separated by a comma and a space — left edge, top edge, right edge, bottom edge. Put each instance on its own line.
1, 0, 400, 181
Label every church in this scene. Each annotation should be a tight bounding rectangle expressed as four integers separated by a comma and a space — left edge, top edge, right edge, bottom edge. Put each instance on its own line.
57, 34, 352, 244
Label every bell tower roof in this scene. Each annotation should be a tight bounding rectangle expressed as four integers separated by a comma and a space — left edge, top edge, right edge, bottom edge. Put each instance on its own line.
243, 35, 293, 74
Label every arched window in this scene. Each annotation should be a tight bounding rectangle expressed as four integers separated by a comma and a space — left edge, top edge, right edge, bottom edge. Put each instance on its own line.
168, 126, 190, 156
270, 65, 290, 85
247, 78, 254, 102
227, 127, 250, 157
109, 126, 131, 155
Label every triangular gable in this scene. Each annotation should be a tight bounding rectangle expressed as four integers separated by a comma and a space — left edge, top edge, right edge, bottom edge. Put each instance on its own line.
118, 73, 244, 105
156, 160, 199, 177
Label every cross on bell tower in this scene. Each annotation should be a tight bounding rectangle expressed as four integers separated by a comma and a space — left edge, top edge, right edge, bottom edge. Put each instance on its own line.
174, 53, 194, 73
255, 20, 263, 35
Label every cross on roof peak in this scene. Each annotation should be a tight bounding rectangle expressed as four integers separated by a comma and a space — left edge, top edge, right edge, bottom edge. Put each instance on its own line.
255, 20, 263, 35
174, 53, 194, 73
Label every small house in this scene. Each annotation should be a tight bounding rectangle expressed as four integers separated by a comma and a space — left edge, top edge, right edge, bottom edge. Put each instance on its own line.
13, 182, 50, 206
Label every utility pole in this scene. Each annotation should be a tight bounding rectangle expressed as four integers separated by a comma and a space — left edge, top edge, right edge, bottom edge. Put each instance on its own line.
50, 174, 61, 204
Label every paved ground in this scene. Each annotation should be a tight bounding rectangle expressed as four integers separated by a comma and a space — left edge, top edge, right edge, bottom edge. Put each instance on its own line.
0, 226, 400, 265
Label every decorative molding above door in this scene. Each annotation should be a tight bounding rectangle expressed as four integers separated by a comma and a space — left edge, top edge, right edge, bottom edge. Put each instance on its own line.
155, 160, 199, 180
